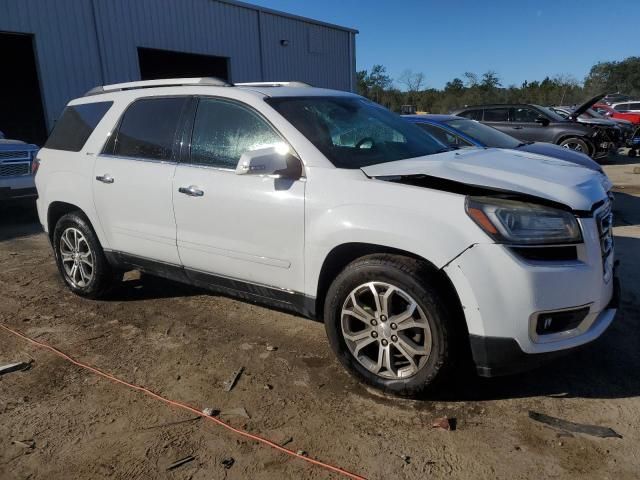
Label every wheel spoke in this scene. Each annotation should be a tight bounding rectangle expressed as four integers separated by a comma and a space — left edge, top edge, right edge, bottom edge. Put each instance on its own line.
61, 233, 74, 251
368, 283, 382, 314
397, 336, 429, 357
394, 342, 418, 373
80, 252, 93, 267
349, 293, 373, 321
396, 319, 426, 331
61, 252, 74, 263
389, 301, 417, 325
380, 285, 394, 317
73, 229, 80, 251
78, 263, 91, 283
352, 335, 376, 356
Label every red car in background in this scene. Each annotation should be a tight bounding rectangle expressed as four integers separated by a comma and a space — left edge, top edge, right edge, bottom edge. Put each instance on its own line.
593, 103, 640, 125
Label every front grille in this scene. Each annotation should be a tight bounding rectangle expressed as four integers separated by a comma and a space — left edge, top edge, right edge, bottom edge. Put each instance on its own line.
0, 151, 30, 160
0, 162, 31, 177
596, 201, 614, 282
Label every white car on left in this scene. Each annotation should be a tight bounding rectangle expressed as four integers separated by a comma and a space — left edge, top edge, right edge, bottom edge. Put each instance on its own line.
0, 130, 39, 202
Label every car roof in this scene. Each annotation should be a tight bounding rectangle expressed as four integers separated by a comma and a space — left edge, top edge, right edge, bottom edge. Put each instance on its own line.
79, 77, 357, 103
455, 104, 544, 109
612, 100, 640, 106
402, 114, 461, 122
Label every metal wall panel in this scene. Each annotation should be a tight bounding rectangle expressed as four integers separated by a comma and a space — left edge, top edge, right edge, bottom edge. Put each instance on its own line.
1, 0, 356, 132
0, 0, 104, 129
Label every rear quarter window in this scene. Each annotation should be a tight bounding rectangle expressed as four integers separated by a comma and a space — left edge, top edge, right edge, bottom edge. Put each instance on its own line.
459, 109, 483, 121
44, 102, 113, 151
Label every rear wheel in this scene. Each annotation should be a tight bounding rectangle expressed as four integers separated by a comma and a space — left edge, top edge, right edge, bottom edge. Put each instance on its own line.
53, 212, 114, 299
324, 254, 458, 397
558, 137, 590, 155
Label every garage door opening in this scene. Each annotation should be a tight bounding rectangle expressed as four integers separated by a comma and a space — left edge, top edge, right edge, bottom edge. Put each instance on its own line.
0, 32, 47, 145
137, 47, 230, 82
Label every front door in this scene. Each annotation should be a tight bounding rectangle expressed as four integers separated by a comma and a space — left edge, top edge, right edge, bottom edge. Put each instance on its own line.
509, 106, 553, 143
172, 97, 305, 293
93, 96, 189, 264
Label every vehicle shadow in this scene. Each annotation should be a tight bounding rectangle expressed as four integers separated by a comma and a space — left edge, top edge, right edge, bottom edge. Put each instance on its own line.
433, 234, 640, 402
0, 201, 42, 241
613, 191, 640, 227
107, 273, 204, 301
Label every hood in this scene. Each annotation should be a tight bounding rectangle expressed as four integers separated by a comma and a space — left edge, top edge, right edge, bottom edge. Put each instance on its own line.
572, 93, 606, 117
361, 148, 608, 212
577, 116, 618, 127
517, 142, 602, 172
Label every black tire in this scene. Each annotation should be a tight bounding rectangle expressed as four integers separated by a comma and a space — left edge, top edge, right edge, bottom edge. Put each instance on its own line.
629, 149, 637, 158
324, 254, 459, 397
558, 137, 591, 156
52, 212, 114, 299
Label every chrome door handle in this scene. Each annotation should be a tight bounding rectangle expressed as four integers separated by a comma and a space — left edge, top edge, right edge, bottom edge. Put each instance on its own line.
96, 174, 114, 184
178, 185, 204, 197
512, 126, 524, 130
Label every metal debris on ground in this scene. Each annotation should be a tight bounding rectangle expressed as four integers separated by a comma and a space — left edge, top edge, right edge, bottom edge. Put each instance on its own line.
166, 455, 195, 471
266, 345, 278, 351
432, 416, 456, 431
220, 407, 251, 419
264, 384, 273, 390
400, 454, 411, 464
296, 449, 308, 457
0, 361, 31, 376
280, 436, 293, 446
222, 366, 245, 392
221, 457, 235, 469
528, 411, 622, 438
11, 439, 35, 449
202, 407, 219, 417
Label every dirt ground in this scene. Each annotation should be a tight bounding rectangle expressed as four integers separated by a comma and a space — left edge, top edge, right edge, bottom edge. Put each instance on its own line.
1, 154, 640, 480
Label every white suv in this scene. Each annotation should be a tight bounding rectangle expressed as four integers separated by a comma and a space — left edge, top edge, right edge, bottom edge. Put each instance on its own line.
35, 78, 618, 396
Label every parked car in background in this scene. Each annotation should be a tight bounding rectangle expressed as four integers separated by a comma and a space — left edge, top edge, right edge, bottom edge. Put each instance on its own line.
452, 103, 618, 160
403, 114, 606, 174
0, 132, 39, 202
593, 103, 640, 125
36, 78, 617, 396
602, 93, 631, 105
611, 101, 640, 113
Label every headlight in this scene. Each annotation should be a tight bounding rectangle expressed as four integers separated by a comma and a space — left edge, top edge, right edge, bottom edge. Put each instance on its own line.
465, 196, 582, 244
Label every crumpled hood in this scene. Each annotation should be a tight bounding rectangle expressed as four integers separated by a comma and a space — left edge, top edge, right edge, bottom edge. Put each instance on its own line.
572, 93, 606, 117
361, 148, 609, 211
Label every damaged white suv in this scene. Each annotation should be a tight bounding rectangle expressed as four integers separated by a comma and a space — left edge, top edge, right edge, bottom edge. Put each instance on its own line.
35, 78, 618, 396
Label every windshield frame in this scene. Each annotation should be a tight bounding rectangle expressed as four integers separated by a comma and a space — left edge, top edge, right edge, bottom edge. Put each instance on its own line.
443, 117, 521, 149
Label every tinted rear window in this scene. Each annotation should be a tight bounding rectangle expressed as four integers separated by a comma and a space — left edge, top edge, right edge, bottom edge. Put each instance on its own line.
483, 108, 509, 122
113, 97, 187, 161
44, 102, 113, 151
459, 109, 483, 121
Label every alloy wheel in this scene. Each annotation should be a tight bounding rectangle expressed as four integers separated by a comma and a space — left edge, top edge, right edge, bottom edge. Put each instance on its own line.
59, 227, 94, 288
341, 282, 432, 379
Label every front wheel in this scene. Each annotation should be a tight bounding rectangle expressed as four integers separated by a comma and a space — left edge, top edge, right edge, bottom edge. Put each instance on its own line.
53, 212, 114, 299
558, 137, 591, 155
324, 254, 458, 397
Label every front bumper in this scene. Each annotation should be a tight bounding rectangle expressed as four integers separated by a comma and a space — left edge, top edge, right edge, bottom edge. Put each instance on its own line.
444, 212, 617, 376
0, 174, 37, 201
470, 274, 619, 376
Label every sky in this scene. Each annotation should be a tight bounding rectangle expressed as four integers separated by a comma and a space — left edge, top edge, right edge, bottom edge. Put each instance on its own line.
248, 0, 640, 90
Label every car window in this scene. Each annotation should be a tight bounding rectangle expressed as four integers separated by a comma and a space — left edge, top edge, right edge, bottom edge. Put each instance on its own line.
458, 109, 483, 121
416, 123, 472, 148
44, 102, 113, 151
444, 118, 521, 149
267, 96, 447, 169
513, 107, 543, 123
189, 98, 285, 169
112, 97, 187, 161
483, 108, 509, 122
614, 103, 630, 112
630, 103, 640, 110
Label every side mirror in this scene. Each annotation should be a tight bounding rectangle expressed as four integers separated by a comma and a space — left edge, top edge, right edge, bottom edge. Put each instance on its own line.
235, 145, 302, 179
535, 116, 550, 126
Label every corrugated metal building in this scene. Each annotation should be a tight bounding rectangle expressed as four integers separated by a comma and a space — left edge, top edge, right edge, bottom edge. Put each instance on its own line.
0, 0, 357, 144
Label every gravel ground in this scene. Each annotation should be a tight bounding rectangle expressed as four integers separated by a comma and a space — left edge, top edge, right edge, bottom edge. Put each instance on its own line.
1, 154, 639, 480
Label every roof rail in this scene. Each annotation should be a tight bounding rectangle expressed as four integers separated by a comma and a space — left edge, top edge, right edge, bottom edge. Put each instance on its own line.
235, 81, 312, 88
84, 77, 232, 96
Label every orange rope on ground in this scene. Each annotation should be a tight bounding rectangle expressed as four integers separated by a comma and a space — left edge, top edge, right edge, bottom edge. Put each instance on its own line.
0, 323, 367, 480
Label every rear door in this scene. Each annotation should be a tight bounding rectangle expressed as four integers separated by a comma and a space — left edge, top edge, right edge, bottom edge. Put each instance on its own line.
480, 107, 511, 135
93, 96, 189, 264
172, 96, 305, 293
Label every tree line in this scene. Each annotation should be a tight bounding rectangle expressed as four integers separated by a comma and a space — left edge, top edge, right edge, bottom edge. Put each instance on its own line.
356, 56, 640, 113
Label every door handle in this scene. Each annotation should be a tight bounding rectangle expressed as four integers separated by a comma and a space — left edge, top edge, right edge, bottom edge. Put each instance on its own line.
512, 126, 524, 130
178, 185, 204, 197
96, 174, 114, 184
